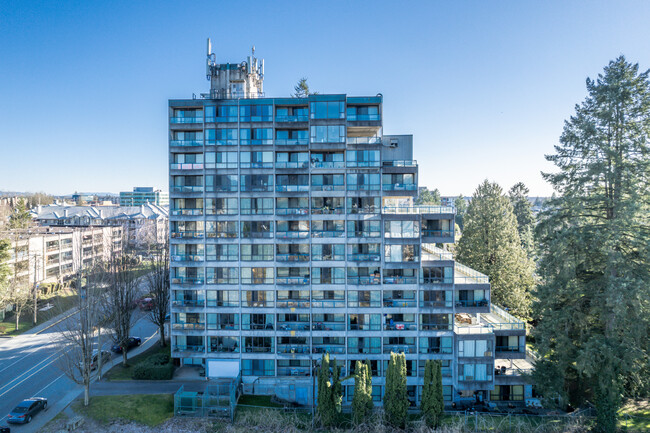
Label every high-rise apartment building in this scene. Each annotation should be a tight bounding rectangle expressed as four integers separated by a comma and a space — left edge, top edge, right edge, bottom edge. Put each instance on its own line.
168, 46, 531, 407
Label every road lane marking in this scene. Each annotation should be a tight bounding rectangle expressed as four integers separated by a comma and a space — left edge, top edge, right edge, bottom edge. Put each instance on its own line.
0, 349, 65, 395
0, 351, 65, 399
34, 372, 66, 396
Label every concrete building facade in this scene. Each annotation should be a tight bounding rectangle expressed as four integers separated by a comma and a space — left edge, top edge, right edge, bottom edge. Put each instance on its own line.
168, 48, 531, 407
120, 187, 169, 207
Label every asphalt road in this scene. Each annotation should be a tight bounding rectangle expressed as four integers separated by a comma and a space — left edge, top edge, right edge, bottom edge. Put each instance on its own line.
0, 307, 159, 432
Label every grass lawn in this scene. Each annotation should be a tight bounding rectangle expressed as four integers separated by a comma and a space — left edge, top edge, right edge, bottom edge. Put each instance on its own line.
0, 288, 77, 336
73, 394, 174, 427
619, 400, 650, 432
103, 343, 170, 380
237, 394, 283, 408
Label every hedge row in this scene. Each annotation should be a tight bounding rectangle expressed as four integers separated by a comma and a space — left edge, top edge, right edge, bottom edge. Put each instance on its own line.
131, 352, 174, 380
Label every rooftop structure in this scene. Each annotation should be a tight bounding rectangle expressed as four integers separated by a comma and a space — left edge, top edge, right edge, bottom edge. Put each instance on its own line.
119, 187, 169, 207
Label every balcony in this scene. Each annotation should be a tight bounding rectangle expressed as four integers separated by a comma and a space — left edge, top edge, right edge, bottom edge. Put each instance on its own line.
172, 299, 205, 307
276, 276, 310, 285
170, 186, 203, 193
422, 229, 454, 238
312, 322, 345, 331
241, 185, 273, 192
311, 184, 345, 192
240, 254, 274, 261
347, 114, 380, 121
347, 137, 382, 144
312, 346, 346, 355
276, 207, 309, 216
170, 163, 204, 170
346, 161, 381, 168
496, 345, 525, 354
311, 299, 345, 308
276, 253, 310, 262
170, 117, 203, 124
277, 345, 310, 354
348, 323, 381, 331
348, 231, 381, 238
275, 161, 309, 169
383, 299, 417, 308
276, 185, 309, 192
276, 231, 309, 239
350, 346, 381, 354
382, 160, 417, 167
277, 323, 310, 331
347, 184, 381, 191
173, 345, 205, 352
384, 323, 417, 331
241, 162, 273, 169
210, 345, 240, 353
170, 208, 203, 216
382, 206, 455, 215
383, 344, 416, 354
383, 276, 417, 285
311, 230, 345, 238
171, 254, 204, 262
277, 300, 310, 308
347, 276, 381, 285
170, 139, 203, 146
208, 185, 238, 192
311, 161, 345, 169
311, 207, 344, 215
275, 138, 309, 146
275, 115, 309, 123
421, 277, 453, 285
382, 183, 417, 191
171, 277, 204, 285
348, 253, 381, 262
455, 300, 489, 308
172, 322, 206, 330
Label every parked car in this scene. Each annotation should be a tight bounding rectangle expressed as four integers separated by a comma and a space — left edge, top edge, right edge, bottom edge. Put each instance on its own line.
111, 336, 141, 353
0, 425, 10, 432
82, 349, 111, 370
6, 397, 47, 424
137, 297, 154, 311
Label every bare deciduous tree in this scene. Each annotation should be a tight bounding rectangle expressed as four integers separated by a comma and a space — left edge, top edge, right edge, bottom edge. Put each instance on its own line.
145, 230, 169, 347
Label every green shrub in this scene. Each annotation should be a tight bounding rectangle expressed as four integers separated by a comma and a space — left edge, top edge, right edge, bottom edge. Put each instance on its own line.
131, 361, 174, 380
148, 353, 170, 366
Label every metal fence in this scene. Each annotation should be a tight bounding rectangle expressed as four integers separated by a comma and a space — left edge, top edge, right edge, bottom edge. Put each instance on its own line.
174, 375, 241, 421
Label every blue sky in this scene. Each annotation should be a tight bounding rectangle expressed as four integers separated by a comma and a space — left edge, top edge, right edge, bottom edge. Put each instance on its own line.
1, 0, 649, 197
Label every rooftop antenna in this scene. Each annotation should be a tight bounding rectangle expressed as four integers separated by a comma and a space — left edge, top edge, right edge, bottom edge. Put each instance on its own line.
206, 38, 216, 81
252, 45, 255, 56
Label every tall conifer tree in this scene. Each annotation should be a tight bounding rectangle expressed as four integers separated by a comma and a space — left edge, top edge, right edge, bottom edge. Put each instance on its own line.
534, 56, 650, 433
384, 352, 409, 428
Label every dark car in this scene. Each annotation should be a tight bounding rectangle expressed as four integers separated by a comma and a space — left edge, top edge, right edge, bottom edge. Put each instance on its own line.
111, 336, 141, 353
6, 397, 47, 424
80, 349, 112, 370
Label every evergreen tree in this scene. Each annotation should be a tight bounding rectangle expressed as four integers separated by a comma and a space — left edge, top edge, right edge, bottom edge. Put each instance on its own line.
316, 353, 342, 427
508, 182, 535, 257
421, 360, 444, 428
384, 352, 409, 428
533, 56, 650, 433
456, 180, 535, 319
352, 361, 373, 424
8, 199, 32, 229
293, 77, 315, 97
454, 194, 467, 231
415, 187, 442, 205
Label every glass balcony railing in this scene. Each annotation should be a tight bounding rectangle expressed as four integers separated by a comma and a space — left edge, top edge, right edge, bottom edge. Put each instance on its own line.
383, 344, 416, 354
311, 184, 345, 191
276, 276, 310, 285
455, 300, 489, 308
171, 254, 204, 262
172, 299, 205, 307
276, 300, 310, 308
209, 162, 238, 169
312, 322, 345, 331
311, 230, 345, 238
382, 206, 455, 215
170, 163, 204, 170
209, 139, 238, 146
275, 161, 309, 169
170, 117, 203, 124
277, 345, 310, 354
422, 230, 454, 237
348, 231, 381, 238
311, 207, 344, 215
241, 278, 273, 285
311, 161, 345, 169
276, 231, 309, 239
240, 254, 274, 261
171, 277, 204, 285
348, 323, 381, 331
241, 162, 273, 169
240, 185, 273, 192
347, 276, 381, 285
382, 183, 417, 191
275, 138, 309, 145
275, 115, 309, 122
207, 185, 238, 192
173, 345, 205, 352
346, 161, 381, 168
172, 322, 205, 330
347, 184, 381, 191
242, 231, 273, 239
384, 323, 417, 331
383, 276, 418, 285
350, 346, 381, 354
347, 137, 382, 144
205, 255, 238, 261
311, 299, 345, 308
276, 207, 309, 216
382, 160, 417, 167
276, 253, 310, 262
210, 345, 240, 353
277, 323, 310, 331
383, 299, 417, 308
421, 277, 453, 285
170, 186, 203, 193
239, 139, 273, 145
419, 347, 454, 355
347, 114, 380, 121
170, 140, 203, 146
348, 253, 381, 262
276, 185, 309, 192
170, 209, 203, 216
312, 346, 346, 354
496, 345, 525, 353
214, 116, 238, 123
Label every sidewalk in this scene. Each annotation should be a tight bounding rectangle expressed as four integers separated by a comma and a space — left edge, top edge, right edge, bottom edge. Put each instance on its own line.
19, 328, 161, 433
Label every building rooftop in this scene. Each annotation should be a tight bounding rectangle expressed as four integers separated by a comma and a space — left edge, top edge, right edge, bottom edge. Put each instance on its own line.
31, 203, 168, 221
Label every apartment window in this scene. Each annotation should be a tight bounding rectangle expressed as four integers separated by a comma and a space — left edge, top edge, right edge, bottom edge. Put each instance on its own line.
311, 267, 345, 285
240, 104, 272, 122
420, 290, 452, 308
240, 174, 273, 192
310, 125, 346, 143
384, 244, 419, 262
275, 130, 309, 145
347, 220, 381, 237
348, 290, 381, 307
240, 197, 273, 215
347, 105, 379, 121
348, 337, 381, 354
216, 105, 238, 122
458, 363, 492, 382
207, 221, 237, 238
491, 385, 524, 402
346, 150, 380, 167
240, 128, 273, 145
241, 151, 273, 168
311, 174, 345, 191
311, 197, 344, 214
275, 151, 309, 167
384, 220, 420, 238
347, 173, 380, 190
207, 174, 237, 192
241, 267, 274, 285
347, 266, 381, 285
311, 244, 344, 261
206, 198, 238, 215
382, 173, 416, 190
243, 336, 274, 353
212, 151, 237, 169
209, 336, 239, 353
206, 267, 238, 285
348, 314, 381, 331
276, 243, 310, 262
241, 359, 274, 376
347, 196, 380, 214
310, 101, 345, 119
311, 290, 345, 308
418, 360, 452, 378
419, 337, 453, 354
243, 290, 274, 307
207, 290, 239, 307
206, 244, 238, 261
241, 221, 273, 238
242, 314, 274, 331
206, 313, 239, 330
213, 128, 237, 145
241, 244, 274, 261
204, 106, 216, 121
276, 197, 308, 215
310, 151, 344, 168
420, 314, 452, 331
